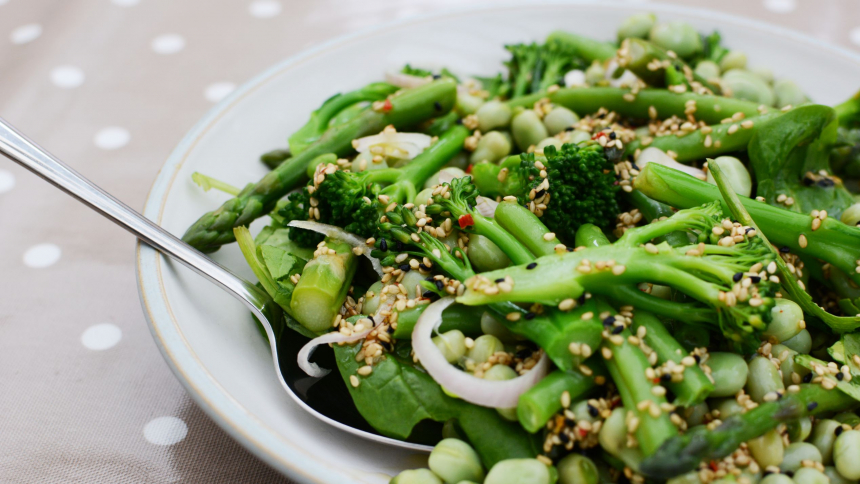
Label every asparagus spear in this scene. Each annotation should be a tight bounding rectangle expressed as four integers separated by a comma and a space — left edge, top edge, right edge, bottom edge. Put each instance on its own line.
182, 79, 457, 253
290, 237, 358, 332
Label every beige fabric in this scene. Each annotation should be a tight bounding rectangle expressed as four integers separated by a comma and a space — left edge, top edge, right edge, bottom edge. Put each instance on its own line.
1, 1, 859, 482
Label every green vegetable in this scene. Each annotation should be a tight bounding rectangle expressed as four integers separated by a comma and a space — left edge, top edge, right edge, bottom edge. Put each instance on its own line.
617, 13, 656, 42
494, 201, 561, 257
546, 30, 617, 63
428, 439, 485, 484
620, 38, 719, 93
747, 428, 785, 468
517, 366, 600, 433
484, 459, 552, 484
649, 21, 702, 59
557, 454, 598, 484
192, 172, 243, 196
260, 148, 291, 169
503, 40, 586, 99
780, 442, 823, 473
794, 468, 831, 484
476, 100, 513, 132
290, 237, 358, 332
467, 234, 512, 272
543, 106, 579, 135
745, 355, 785, 403
511, 110, 549, 151
719, 51, 747, 72
764, 298, 804, 343
774, 79, 809, 108
811, 419, 842, 465
433, 330, 467, 363
182, 79, 458, 252
705, 156, 752, 198
825, 467, 859, 484
390, 469, 442, 484
721, 69, 775, 106
470, 131, 512, 165
467, 334, 504, 364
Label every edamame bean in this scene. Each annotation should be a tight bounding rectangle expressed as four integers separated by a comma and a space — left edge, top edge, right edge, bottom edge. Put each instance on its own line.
835, 430, 860, 479
764, 299, 804, 343
752, 67, 774, 84
390, 469, 443, 484
363, 281, 384, 314
480, 312, 517, 342
708, 352, 749, 397
484, 364, 518, 421
484, 459, 550, 484
536, 137, 563, 152
599, 408, 629, 456
469, 335, 505, 363
780, 442, 823, 473
793, 467, 830, 484
543, 106, 580, 135
433, 330, 467, 363
428, 439, 485, 484
617, 13, 656, 41
721, 69, 775, 106
783, 329, 813, 354
787, 417, 813, 443
446, 151, 470, 171
683, 401, 710, 427
746, 356, 785, 403
476, 101, 513, 133
558, 454, 599, 484
511, 110, 549, 151
414, 187, 435, 206
565, 129, 592, 145
774, 79, 808, 109
712, 398, 745, 420
706, 156, 752, 197
771, 344, 810, 387
424, 167, 466, 190
570, 399, 599, 424
649, 21, 703, 58
694, 60, 721, 81
841, 203, 860, 226
747, 428, 785, 468
825, 466, 859, 484
401, 269, 427, 299
470, 131, 512, 165
585, 61, 606, 85
668, 472, 704, 484
761, 474, 794, 484
811, 419, 842, 465
467, 234, 512, 271
456, 92, 485, 116
719, 51, 747, 72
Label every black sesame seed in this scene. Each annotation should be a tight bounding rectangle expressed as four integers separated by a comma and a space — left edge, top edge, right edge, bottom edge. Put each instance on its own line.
433, 101, 442, 112
802, 176, 815, 186
380, 341, 392, 351
785, 472, 794, 478
564, 418, 576, 427
609, 132, 617, 140
694, 354, 701, 363
746, 227, 755, 234
836, 426, 845, 436
422, 291, 435, 299
527, 262, 538, 270
379, 238, 388, 251
419, 263, 429, 271
837, 372, 845, 381
612, 325, 624, 335
631, 163, 640, 171
524, 312, 536, 320
567, 247, 575, 252
661, 373, 672, 382
401, 264, 411, 272
516, 349, 532, 359
495, 278, 506, 283
565, 126, 575, 132
780, 246, 790, 253
750, 276, 761, 283
395, 241, 404, 251
733, 272, 743, 282
587, 405, 599, 417
818, 178, 835, 188
387, 326, 395, 334
763, 471, 773, 477
455, 118, 463, 125
425, 275, 435, 281
803, 373, 814, 383
536, 189, 546, 198
432, 74, 441, 80
558, 432, 570, 444
603, 316, 616, 327
434, 280, 444, 290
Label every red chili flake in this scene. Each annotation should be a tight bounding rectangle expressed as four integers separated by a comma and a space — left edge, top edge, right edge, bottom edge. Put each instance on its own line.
591, 132, 607, 140
381, 99, 393, 112
465, 164, 474, 174
578, 428, 589, 438
709, 461, 719, 472
458, 214, 474, 229
652, 378, 661, 384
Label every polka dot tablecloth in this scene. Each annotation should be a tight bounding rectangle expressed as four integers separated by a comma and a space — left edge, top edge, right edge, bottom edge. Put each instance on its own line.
0, 0, 859, 482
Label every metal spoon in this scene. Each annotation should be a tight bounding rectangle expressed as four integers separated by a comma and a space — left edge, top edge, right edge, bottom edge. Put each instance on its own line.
0, 117, 431, 452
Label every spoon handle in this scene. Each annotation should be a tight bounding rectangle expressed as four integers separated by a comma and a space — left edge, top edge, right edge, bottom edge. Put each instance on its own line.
0, 117, 270, 312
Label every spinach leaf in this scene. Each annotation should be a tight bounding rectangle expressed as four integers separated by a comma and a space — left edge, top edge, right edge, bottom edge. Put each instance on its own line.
749, 104, 854, 217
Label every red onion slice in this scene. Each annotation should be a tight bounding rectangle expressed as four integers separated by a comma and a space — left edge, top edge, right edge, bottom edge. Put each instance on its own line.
287, 220, 383, 276
412, 297, 549, 408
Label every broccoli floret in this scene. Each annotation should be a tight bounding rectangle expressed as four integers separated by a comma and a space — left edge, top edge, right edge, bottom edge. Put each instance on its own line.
472, 143, 620, 244
504, 41, 585, 98
457, 202, 779, 349
505, 43, 541, 99
275, 188, 325, 247
401, 64, 460, 83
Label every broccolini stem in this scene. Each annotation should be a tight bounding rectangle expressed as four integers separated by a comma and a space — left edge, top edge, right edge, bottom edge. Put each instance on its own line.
469, 212, 536, 266
290, 237, 358, 332
181, 79, 457, 253
517, 364, 603, 433
630, 312, 714, 406
624, 190, 690, 248
619, 38, 720, 94
390, 303, 485, 339
389, 124, 470, 195
546, 31, 617, 63
638, 384, 856, 479
192, 172, 243, 196
494, 201, 562, 257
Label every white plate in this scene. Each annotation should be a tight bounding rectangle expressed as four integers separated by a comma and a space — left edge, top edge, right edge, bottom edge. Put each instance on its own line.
137, 2, 860, 483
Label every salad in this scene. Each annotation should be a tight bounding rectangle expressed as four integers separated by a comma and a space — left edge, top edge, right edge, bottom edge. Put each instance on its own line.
182, 12, 860, 484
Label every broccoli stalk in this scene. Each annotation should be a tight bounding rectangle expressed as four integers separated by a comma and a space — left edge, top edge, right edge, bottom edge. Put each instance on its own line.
471, 143, 620, 243
289, 237, 359, 332
457, 202, 779, 347
505, 43, 541, 99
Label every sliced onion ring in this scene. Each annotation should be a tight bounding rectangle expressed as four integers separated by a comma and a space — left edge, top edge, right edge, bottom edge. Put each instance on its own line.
385, 71, 432, 89
412, 297, 549, 408
287, 220, 383, 276
298, 328, 371, 378
352, 132, 432, 160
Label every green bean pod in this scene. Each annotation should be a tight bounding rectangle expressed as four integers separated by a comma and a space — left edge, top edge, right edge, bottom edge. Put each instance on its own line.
517, 364, 601, 433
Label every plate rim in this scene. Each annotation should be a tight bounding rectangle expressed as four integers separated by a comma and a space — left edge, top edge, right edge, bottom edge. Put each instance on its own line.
136, 1, 860, 482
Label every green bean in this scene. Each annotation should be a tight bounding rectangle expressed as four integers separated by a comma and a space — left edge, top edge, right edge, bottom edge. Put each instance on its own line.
706, 156, 752, 198
780, 442, 823, 473
517, 367, 599, 433
363, 281, 384, 314
392, 303, 484, 339
428, 439, 485, 484
546, 31, 617, 63
712, 398, 745, 420
585, 61, 606, 85
626, 112, 782, 163
424, 167, 466, 190
485, 365, 519, 421
469, 335, 505, 363
433, 330, 467, 363
558, 454, 599, 484
707, 352, 749, 397
511, 110, 549, 151
695, 61, 721, 81
835, 430, 860, 479
773, 79, 808, 109
467, 233, 512, 272
476, 100, 513, 132
783, 329, 813, 354
618, 13, 656, 41
811, 419, 842, 465
721, 69, 775, 106
719, 51, 747, 72
390, 469, 443, 484
543, 106, 580, 135
840, 203, 860, 226
786, 417, 813, 443
793, 467, 830, 484
763, 298, 804, 343
760, 474, 794, 484
747, 428, 785, 468
746, 356, 785, 403
648, 21, 702, 59
470, 131, 512, 165
484, 459, 551, 484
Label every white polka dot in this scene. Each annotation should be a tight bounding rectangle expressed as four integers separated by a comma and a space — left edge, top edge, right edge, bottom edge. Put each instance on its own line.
23, 243, 61, 268
0, 169, 14, 194
763, 0, 797, 13
81, 323, 122, 350
94, 127, 131, 150
111, 0, 140, 5
204, 82, 236, 103
50, 65, 85, 89
10, 24, 42, 45
144, 417, 188, 446
249, 0, 282, 18
151, 34, 185, 55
